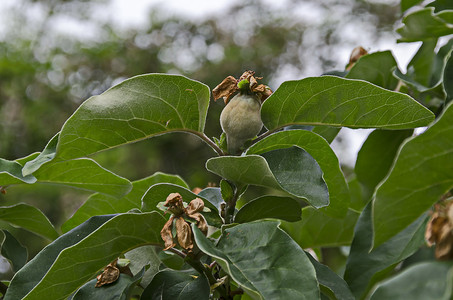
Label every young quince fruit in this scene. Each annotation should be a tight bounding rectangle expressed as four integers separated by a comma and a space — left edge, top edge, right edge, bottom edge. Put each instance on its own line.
220, 93, 262, 154
213, 71, 272, 154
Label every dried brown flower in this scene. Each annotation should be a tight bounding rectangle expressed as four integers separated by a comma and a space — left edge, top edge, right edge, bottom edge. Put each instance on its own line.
160, 194, 208, 251
425, 199, 453, 260
212, 70, 272, 104
346, 46, 368, 71
95, 260, 120, 287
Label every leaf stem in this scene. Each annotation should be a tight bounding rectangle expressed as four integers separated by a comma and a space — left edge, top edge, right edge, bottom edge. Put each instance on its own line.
188, 130, 226, 156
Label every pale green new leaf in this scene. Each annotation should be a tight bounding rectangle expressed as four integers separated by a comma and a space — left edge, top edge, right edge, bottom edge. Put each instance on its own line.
246, 129, 349, 217
62, 172, 187, 232
193, 221, 319, 299
372, 101, 453, 249
261, 76, 434, 131
56, 74, 210, 160
0, 204, 58, 240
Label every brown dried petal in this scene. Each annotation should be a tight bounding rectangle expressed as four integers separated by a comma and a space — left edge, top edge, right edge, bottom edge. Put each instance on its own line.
213, 76, 238, 104
175, 217, 193, 250
95, 260, 120, 287
186, 198, 205, 215
164, 193, 183, 207
425, 212, 447, 246
189, 212, 208, 235
435, 225, 453, 260
161, 216, 176, 250
346, 46, 368, 71
239, 70, 255, 82
192, 187, 203, 195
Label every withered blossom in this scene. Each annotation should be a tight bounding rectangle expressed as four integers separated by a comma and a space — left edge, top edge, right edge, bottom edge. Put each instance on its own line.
95, 259, 120, 287
425, 199, 453, 260
160, 193, 208, 251
212, 70, 272, 104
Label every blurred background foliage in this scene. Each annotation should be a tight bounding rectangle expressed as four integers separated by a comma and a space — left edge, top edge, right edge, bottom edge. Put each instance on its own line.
0, 0, 400, 259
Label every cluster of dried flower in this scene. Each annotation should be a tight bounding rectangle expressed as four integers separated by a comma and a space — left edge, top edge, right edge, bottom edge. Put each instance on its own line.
425, 197, 453, 260
212, 70, 272, 104
160, 193, 208, 251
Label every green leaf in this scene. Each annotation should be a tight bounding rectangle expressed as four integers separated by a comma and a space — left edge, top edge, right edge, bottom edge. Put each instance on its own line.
32, 158, 132, 198
346, 51, 399, 89
397, 8, 453, 42
372, 101, 453, 249
369, 261, 453, 300
22, 133, 59, 176
73, 268, 145, 300
443, 46, 453, 103
0, 159, 36, 186
141, 269, 210, 300
5, 215, 115, 300
12, 212, 166, 300
234, 195, 301, 223
261, 76, 434, 130
141, 183, 223, 227
429, 0, 453, 12
56, 74, 210, 160
246, 129, 349, 217
355, 129, 412, 193
281, 208, 359, 248
197, 187, 225, 213
407, 39, 438, 88
401, 0, 423, 12
344, 203, 427, 299
0, 204, 58, 240
124, 245, 161, 288
62, 172, 187, 232
307, 252, 355, 300
193, 221, 320, 299
348, 175, 371, 212
206, 152, 329, 209
1, 230, 28, 273
261, 147, 329, 208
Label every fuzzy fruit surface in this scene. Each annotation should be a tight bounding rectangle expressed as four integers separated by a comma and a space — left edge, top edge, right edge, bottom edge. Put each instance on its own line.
220, 93, 262, 154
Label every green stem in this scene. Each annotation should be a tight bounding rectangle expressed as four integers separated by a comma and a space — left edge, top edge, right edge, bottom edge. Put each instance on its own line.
185, 255, 229, 298
188, 130, 226, 156
224, 183, 241, 224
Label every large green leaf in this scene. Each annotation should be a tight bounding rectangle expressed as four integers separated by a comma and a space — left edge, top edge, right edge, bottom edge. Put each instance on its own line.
281, 208, 359, 248
246, 129, 349, 217
0, 159, 36, 186
369, 261, 453, 300
5, 215, 115, 300
397, 8, 453, 42
260, 76, 434, 131
234, 195, 301, 223
1, 230, 28, 273
141, 183, 223, 227
56, 74, 210, 160
355, 129, 412, 193
372, 101, 453, 249
429, 0, 453, 12
401, 0, 423, 12
344, 203, 427, 299
62, 172, 187, 232
206, 152, 329, 209
32, 158, 132, 198
0, 204, 58, 240
11, 212, 166, 300
141, 269, 210, 300
193, 221, 319, 299
72, 269, 145, 300
346, 51, 399, 89
307, 253, 355, 300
